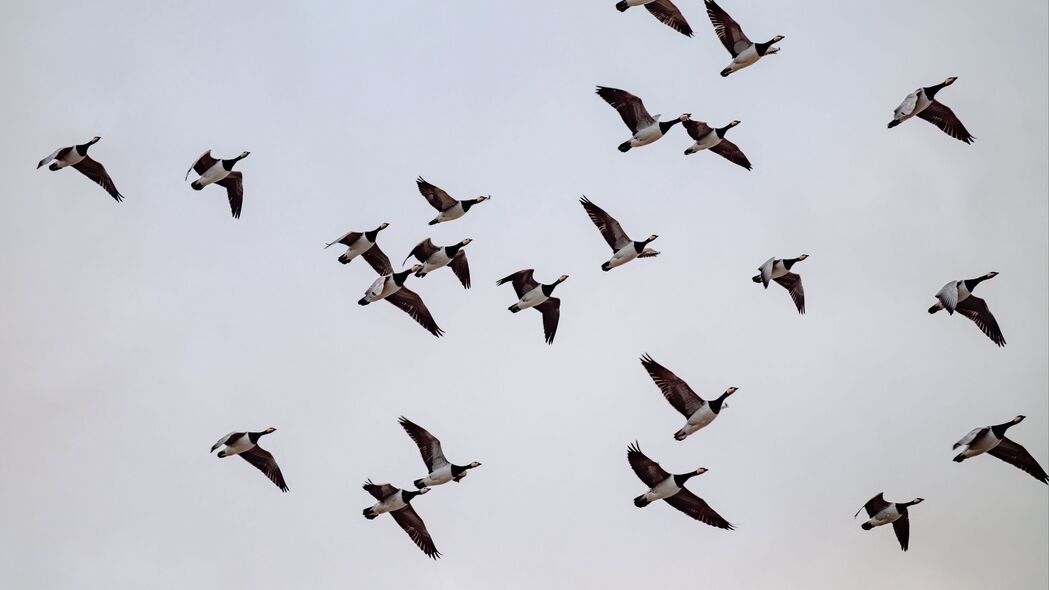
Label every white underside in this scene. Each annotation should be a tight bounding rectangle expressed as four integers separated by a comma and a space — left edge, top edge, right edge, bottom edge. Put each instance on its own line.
678, 404, 717, 438
196, 161, 230, 187
420, 463, 454, 487
725, 45, 760, 73
630, 122, 664, 148
433, 203, 465, 224
605, 245, 639, 269
515, 286, 549, 310
685, 131, 722, 155
369, 492, 408, 516
363, 275, 401, 303
642, 477, 681, 503
866, 506, 902, 528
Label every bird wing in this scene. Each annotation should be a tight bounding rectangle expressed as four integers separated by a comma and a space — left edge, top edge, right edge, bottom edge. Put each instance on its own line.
580, 197, 631, 251
390, 504, 441, 559
596, 86, 655, 134
953, 427, 986, 449
645, 0, 693, 37
325, 231, 362, 249
894, 91, 920, 119
398, 417, 449, 472
664, 489, 735, 530
186, 150, 218, 180
216, 171, 243, 219
363, 480, 399, 501
627, 442, 670, 488
385, 287, 444, 337
954, 295, 1006, 346
72, 156, 123, 202
535, 298, 561, 344
917, 101, 975, 144
758, 257, 775, 288
987, 437, 1049, 484
709, 139, 752, 170
416, 177, 457, 211
211, 431, 241, 452
403, 238, 440, 265
449, 250, 471, 289
855, 492, 889, 518
37, 147, 63, 169
683, 120, 714, 141
362, 244, 394, 275
640, 354, 704, 417
773, 272, 805, 314
496, 269, 539, 298
891, 514, 910, 551
935, 281, 959, 314
705, 0, 751, 56
239, 446, 288, 492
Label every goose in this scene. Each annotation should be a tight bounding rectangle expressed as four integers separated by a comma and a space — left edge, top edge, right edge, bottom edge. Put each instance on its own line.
403, 238, 472, 288
888, 77, 974, 144
362, 481, 440, 559
854, 494, 924, 551
580, 197, 659, 271
185, 150, 250, 218
704, 0, 784, 77
627, 442, 733, 530
496, 269, 568, 344
596, 86, 690, 152
37, 136, 124, 202
399, 417, 482, 488
640, 354, 737, 441
752, 255, 808, 314
682, 120, 751, 170
210, 427, 288, 492
358, 265, 443, 337
417, 177, 489, 225
953, 415, 1048, 484
615, 0, 693, 37
324, 223, 392, 270
928, 272, 1004, 346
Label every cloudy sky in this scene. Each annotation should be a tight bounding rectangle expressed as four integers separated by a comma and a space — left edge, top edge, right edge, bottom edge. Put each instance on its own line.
1, 1, 1046, 588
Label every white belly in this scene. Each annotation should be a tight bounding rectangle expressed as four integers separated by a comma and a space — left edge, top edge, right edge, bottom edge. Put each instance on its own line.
198, 161, 230, 187
685, 131, 721, 154
770, 261, 789, 279
343, 239, 373, 261
371, 493, 408, 516
728, 45, 760, 72
686, 405, 717, 428
963, 432, 1000, 457
868, 506, 901, 527
223, 436, 255, 456
56, 150, 86, 168
644, 477, 681, 503
423, 251, 452, 273
605, 246, 639, 269
423, 464, 454, 486
436, 203, 465, 223
516, 286, 548, 310
631, 123, 663, 147
364, 276, 399, 302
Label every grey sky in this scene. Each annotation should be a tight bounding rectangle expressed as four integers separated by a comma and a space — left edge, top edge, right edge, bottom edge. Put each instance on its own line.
1, 0, 1046, 588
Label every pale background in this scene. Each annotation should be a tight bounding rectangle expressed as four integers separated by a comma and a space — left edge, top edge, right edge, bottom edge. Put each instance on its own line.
0, 1, 1046, 588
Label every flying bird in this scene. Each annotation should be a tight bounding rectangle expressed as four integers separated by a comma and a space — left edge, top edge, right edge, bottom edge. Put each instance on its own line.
416, 177, 489, 225
854, 493, 923, 551
928, 272, 1004, 346
362, 481, 440, 559
402, 238, 472, 288
640, 354, 738, 441
683, 119, 751, 169
753, 255, 808, 314
398, 417, 482, 488
37, 136, 124, 202
596, 86, 690, 152
953, 415, 1048, 484
579, 197, 659, 271
359, 265, 443, 337
496, 269, 568, 344
627, 442, 733, 530
888, 77, 974, 144
210, 427, 288, 492
614, 0, 693, 37
704, 0, 784, 77
324, 223, 392, 270
185, 150, 250, 218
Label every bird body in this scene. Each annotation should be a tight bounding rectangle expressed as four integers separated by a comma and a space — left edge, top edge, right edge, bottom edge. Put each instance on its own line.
399, 417, 482, 488
403, 238, 472, 288
627, 443, 733, 529
928, 272, 1004, 346
641, 354, 737, 441
580, 197, 659, 271
416, 178, 489, 225
326, 223, 391, 268
497, 270, 568, 344
362, 481, 440, 558
953, 416, 1048, 484
682, 120, 751, 169
185, 150, 250, 218
888, 77, 973, 143
704, 0, 784, 77
359, 266, 422, 305
855, 493, 923, 550
357, 265, 443, 336
596, 86, 689, 152
753, 255, 808, 313
615, 0, 693, 37
210, 427, 288, 492
37, 136, 124, 201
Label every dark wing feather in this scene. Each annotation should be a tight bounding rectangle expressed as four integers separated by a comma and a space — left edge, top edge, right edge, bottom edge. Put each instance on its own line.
496, 269, 538, 298
596, 86, 655, 134
988, 438, 1049, 484
189, 150, 219, 178
327, 231, 362, 249
216, 172, 243, 219
627, 442, 670, 488
855, 493, 889, 518
363, 480, 399, 501
664, 489, 734, 530
705, 0, 751, 56
892, 514, 910, 551
398, 417, 447, 472
640, 354, 704, 417
580, 196, 631, 251
385, 287, 444, 337
449, 250, 471, 289
239, 446, 288, 492
535, 298, 561, 344
709, 139, 752, 171
773, 272, 805, 314
416, 177, 457, 211
403, 238, 439, 265
683, 120, 714, 141
954, 295, 1005, 346
362, 244, 394, 275
917, 101, 974, 144
390, 504, 441, 559
72, 156, 123, 202
645, 0, 693, 36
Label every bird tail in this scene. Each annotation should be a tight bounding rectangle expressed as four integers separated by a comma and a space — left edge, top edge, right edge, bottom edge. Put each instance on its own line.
751, 275, 762, 283
509, 304, 521, 313
673, 429, 688, 441
861, 522, 873, 531
428, 219, 439, 226
615, 1, 629, 11
633, 495, 649, 508
338, 254, 352, 264
953, 453, 966, 463
358, 298, 370, 306
887, 120, 900, 129
414, 478, 426, 489
363, 508, 377, 520
720, 67, 732, 77
601, 261, 611, 272
617, 141, 632, 152
927, 303, 942, 314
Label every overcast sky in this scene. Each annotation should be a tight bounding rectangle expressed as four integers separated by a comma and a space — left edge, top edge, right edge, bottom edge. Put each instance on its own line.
1, 1, 1046, 588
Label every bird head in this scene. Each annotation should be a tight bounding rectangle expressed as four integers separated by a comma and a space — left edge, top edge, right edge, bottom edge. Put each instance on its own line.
468, 461, 482, 469
985, 271, 998, 279
238, 151, 251, 159
644, 234, 659, 243
1012, 415, 1026, 424
264, 427, 277, 434
911, 498, 925, 505
678, 113, 692, 122
694, 467, 709, 476
89, 136, 101, 144
798, 254, 810, 261
944, 76, 957, 86
460, 238, 473, 246
772, 35, 785, 43
377, 222, 390, 231
418, 487, 431, 495
725, 387, 739, 396
557, 274, 570, 283
476, 195, 491, 203
410, 264, 424, 273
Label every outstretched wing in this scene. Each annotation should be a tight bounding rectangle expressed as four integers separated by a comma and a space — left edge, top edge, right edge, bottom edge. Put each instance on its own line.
773, 272, 805, 314
627, 442, 670, 488
362, 244, 394, 275
894, 91, 920, 120
640, 354, 704, 417
709, 139, 752, 170
362, 480, 398, 501
891, 514, 911, 551
758, 257, 775, 288
496, 269, 539, 298
935, 281, 959, 314
326, 231, 362, 249
683, 120, 714, 141
37, 147, 64, 169
398, 417, 449, 472
186, 150, 218, 180
664, 489, 734, 530
988, 437, 1049, 484
645, 0, 693, 37
917, 101, 975, 144
954, 295, 1005, 346
580, 196, 631, 251
535, 298, 561, 344
596, 86, 655, 134
854, 492, 889, 518
385, 287, 444, 337
216, 172, 243, 218
953, 427, 986, 450
417, 178, 457, 211
403, 238, 440, 265
72, 156, 124, 202
705, 0, 751, 56
390, 504, 441, 559
239, 446, 288, 492
449, 250, 471, 289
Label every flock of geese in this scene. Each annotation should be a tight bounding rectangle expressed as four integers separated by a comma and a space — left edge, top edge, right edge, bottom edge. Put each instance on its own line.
33, 0, 1043, 561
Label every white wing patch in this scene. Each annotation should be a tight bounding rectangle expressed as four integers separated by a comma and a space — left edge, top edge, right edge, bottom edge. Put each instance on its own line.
935, 281, 959, 314
894, 91, 919, 120
758, 257, 775, 288
953, 427, 984, 450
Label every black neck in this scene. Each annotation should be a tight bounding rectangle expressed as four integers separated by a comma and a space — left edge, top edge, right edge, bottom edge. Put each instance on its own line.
963, 276, 988, 292
461, 199, 478, 211
365, 227, 383, 241
923, 82, 948, 99
990, 421, 1016, 438
709, 392, 731, 413
715, 124, 734, 138
755, 39, 776, 55
402, 490, 422, 502
451, 464, 470, 476
247, 431, 267, 444
541, 281, 561, 296
783, 258, 802, 270
221, 157, 242, 171
75, 141, 94, 154
672, 472, 697, 486
659, 119, 682, 134
633, 240, 648, 253
445, 243, 465, 257
392, 269, 413, 285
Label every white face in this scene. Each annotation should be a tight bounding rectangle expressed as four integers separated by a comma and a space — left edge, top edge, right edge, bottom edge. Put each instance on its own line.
265, 427, 276, 433
477, 196, 490, 202
469, 462, 481, 468
798, 254, 809, 260
558, 275, 569, 282
726, 387, 738, 395
239, 151, 251, 158
773, 35, 785, 42
646, 235, 658, 242
379, 222, 389, 230
986, 271, 998, 278
695, 468, 708, 475
411, 264, 424, 273
462, 238, 473, 245
418, 487, 430, 494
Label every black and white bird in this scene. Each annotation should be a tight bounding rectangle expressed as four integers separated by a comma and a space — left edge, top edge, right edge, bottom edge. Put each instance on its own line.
614, 0, 693, 37
753, 255, 808, 314
402, 238, 472, 288
496, 270, 568, 344
953, 415, 1048, 484
416, 177, 489, 225
359, 265, 443, 337
596, 86, 690, 152
888, 77, 974, 144
928, 272, 1004, 346
37, 137, 124, 202
854, 493, 924, 551
210, 427, 288, 492
627, 442, 733, 530
580, 197, 659, 271
361, 481, 440, 559
185, 150, 250, 218
682, 119, 751, 169
324, 223, 392, 269
704, 0, 784, 77
641, 354, 738, 441
399, 417, 482, 488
